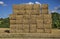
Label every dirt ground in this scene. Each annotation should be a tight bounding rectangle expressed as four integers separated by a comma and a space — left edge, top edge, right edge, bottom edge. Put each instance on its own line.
0, 28, 60, 34
0, 28, 9, 33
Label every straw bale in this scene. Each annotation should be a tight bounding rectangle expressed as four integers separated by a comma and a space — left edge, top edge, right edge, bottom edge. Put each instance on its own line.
9, 14, 16, 20
10, 20, 16, 24
45, 29, 51, 33
16, 20, 23, 24
31, 10, 40, 15
44, 24, 52, 29
36, 14, 43, 20
33, 4, 40, 10
23, 15, 30, 19
25, 4, 33, 10
43, 14, 52, 19
42, 9, 48, 14
13, 10, 19, 13
37, 29, 44, 33
13, 4, 26, 10
44, 19, 52, 24
30, 29, 37, 33
37, 23, 44, 29
15, 30, 23, 33
41, 4, 48, 9
30, 15, 36, 18
16, 15, 23, 19
15, 10, 25, 15
10, 30, 16, 33
25, 10, 32, 15
30, 24, 36, 29
23, 24, 29, 29
23, 19, 29, 24
10, 24, 18, 29
36, 20, 43, 23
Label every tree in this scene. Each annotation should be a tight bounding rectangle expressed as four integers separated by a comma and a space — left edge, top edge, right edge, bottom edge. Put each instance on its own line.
51, 12, 60, 29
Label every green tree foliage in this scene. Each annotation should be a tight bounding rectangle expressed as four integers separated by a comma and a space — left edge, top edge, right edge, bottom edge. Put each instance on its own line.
0, 17, 10, 28
52, 12, 60, 29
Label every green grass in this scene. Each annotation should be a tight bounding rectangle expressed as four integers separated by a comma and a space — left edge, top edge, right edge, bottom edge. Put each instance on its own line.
0, 18, 10, 28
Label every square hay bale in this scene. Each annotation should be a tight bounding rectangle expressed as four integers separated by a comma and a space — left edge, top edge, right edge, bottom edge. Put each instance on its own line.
37, 29, 44, 33
25, 10, 32, 15
41, 9, 48, 14
33, 4, 40, 10
30, 15, 37, 18
37, 23, 44, 29
16, 20, 23, 24
31, 10, 40, 15
10, 30, 16, 33
15, 30, 23, 33
19, 4, 26, 10
23, 29, 29, 33
13, 10, 19, 13
30, 15, 36, 23
23, 24, 29, 29
43, 14, 52, 19
19, 24, 23, 28
18, 24, 23, 32
30, 29, 37, 33
16, 15, 23, 20
45, 29, 51, 33
10, 24, 19, 33
30, 17, 36, 20
23, 15, 30, 19
25, 4, 33, 10
23, 24, 29, 33
44, 19, 52, 24
9, 14, 16, 20
14, 10, 25, 15
36, 14, 43, 19
30, 26, 37, 33
23, 19, 29, 24
13, 4, 26, 10
15, 24, 23, 30
30, 20, 36, 24
36, 20, 43, 23
41, 4, 48, 9
10, 24, 18, 29
10, 20, 16, 24
30, 24, 36, 29
44, 24, 52, 29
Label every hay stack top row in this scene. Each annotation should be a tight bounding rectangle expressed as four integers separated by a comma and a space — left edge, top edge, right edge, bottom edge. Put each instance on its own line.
13, 4, 48, 10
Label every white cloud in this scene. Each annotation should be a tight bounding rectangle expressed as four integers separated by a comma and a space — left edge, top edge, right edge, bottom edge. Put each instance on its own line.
51, 11, 55, 13
25, 2, 34, 4
51, 10, 57, 13
35, 1, 41, 5
0, 1, 4, 5
50, 6, 60, 13
0, 1, 7, 6
28, 2, 34, 4
25, 1, 41, 5
48, 10, 57, 13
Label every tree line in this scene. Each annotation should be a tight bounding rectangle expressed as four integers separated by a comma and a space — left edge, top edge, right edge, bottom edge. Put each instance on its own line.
52, 12, 60, 29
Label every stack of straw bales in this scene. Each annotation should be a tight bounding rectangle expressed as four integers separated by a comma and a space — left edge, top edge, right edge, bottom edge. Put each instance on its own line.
9, 4, 52, 33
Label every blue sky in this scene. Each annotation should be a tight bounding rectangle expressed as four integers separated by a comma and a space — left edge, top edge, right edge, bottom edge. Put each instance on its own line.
0, 0, 60, 18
